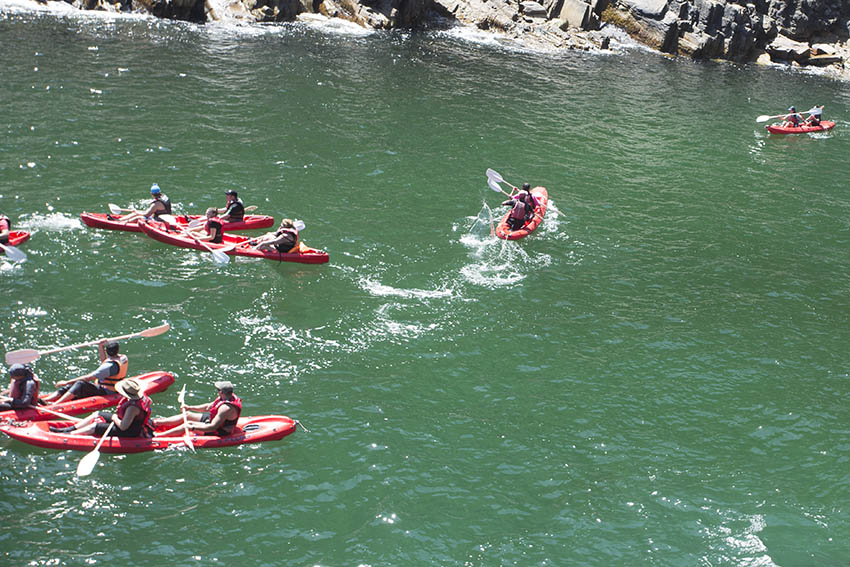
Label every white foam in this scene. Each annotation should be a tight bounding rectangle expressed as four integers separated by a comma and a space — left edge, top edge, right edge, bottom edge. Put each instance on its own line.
18, 212, 82, 231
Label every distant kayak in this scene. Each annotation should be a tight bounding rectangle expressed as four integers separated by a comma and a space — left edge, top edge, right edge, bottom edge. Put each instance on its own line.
0, 371, 174, 423
765, 120, 835, 134
0, 415, 296, 453
80, 212, 275, 233
495, 187, 549, 240
4, 231, 30, 248
140, 220, 330, 264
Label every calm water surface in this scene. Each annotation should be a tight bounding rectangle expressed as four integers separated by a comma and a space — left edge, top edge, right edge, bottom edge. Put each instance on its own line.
1, 5, 849, 566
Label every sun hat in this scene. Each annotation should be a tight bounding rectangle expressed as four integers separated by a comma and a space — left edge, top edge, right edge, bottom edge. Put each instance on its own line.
214, 380, 234, 393
116, 378, 142, 400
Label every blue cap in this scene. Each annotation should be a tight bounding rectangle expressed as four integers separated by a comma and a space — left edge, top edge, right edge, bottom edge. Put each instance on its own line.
150, 183, 161, 195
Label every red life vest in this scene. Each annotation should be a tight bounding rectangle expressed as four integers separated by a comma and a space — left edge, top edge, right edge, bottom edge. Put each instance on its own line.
209, 394, 242, 431
10, 375, 40, 403
97, 355, 128, 392
116, 395, 152, 431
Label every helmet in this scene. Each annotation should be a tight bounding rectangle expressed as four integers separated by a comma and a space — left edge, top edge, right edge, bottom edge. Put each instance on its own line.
9, 363, 32, 378
522, 183, 531, 191
788, 106, 796, 112
150, 183, 161, 195
225, 190, 238, 197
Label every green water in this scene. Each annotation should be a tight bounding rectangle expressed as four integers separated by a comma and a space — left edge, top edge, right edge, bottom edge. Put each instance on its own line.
2, 6, 850, 566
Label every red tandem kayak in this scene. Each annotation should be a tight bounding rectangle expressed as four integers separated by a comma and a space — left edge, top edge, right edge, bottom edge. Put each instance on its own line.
495, 187, 549, 240
0, 415, 296, 453
80, 212, 275, 233
0, 371, 174, 423
765, 120, 835, 134
139, 220, 330, 264
4, 231, 30, 249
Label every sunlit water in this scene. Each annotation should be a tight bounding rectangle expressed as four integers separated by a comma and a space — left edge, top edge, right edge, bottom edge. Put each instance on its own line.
2, 4, 850, 565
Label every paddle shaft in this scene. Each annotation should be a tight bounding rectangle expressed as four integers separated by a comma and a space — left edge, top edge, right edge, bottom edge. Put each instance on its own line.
27, 405, 83, 423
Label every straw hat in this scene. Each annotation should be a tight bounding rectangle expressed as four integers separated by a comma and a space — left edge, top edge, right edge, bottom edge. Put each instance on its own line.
115, 378, 142, 400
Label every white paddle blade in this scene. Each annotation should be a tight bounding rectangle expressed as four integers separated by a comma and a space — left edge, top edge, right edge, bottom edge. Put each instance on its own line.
486, 168, 505, 183
76, 450, 100, 477
211, 250, 230, 265
177, 384, 186, 405
488, 179, 503, 193
243, 205, 258, 212
187, 218, 203, 228
755, 115, 771, 123
108, 203, 123, 215
1, 245, 27, 263
294, 220, 306, 231
4, 348, 40, 365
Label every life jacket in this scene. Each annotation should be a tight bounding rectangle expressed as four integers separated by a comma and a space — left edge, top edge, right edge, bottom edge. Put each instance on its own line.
116, 394, 152, 436
205, 217, 224, 244
224, 198, 245, 221
97, 355, 129, 392
509, 199, 529, 222
273, 227, 299, 253
209, 394, 242, 434
10, 375, 40, 404
151, 195, 172, 219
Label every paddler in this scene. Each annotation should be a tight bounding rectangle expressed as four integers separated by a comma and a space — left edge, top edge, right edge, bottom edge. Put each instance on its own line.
50, 378, 153, 437
0, 213, 10, 245
804, 105, 824, 126
185, 208, 224, 244
41, 340, 128, 404
119, 183, 172, 224
154, 380, 242, 437
501, 183, 537, 230
0, 363, 40, 411
253, 218, 300, 254
217, 190, 245, 222
781, 106, 802, 128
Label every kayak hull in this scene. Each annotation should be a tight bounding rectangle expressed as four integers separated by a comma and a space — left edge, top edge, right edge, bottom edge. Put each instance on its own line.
80, 212, 275, 233
4, 231, 30, 248
765, 120, 835, 134
0, 371, 174, 422
139, 220, 330, 264
0, 415, 296, 453
495, 187, 549, 240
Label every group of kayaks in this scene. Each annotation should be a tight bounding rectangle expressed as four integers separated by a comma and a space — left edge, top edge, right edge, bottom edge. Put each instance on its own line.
79, 211, 330, 264
0, 371, 297, 453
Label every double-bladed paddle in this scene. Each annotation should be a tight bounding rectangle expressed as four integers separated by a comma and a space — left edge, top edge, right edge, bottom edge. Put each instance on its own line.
5, 323, 171, 366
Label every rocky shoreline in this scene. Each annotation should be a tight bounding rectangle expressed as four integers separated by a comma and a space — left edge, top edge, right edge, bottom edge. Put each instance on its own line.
28, 0, 850, 80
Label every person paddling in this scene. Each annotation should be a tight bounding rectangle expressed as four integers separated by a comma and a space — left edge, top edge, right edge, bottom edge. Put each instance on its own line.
185, 208, 224, 244
119, 184, 172, 224
781, 106, 802, 128
154, 380, 242, 437
805, 105, 824, 126
0, 213, 11, 245
0, 364, 40, 411
217, 190, 245, 222
51, 378, 153, 437
501, 183, 538, 230
253, 218, 300, 254
41, 340, 128, 404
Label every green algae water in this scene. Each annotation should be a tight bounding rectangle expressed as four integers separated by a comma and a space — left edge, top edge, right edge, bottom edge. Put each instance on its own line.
2, 5, 850, 566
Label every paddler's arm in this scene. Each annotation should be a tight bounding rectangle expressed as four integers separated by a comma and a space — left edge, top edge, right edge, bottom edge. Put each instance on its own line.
10, 380, 38, 409
115, 405, 140, 431
188, 404, 234, 433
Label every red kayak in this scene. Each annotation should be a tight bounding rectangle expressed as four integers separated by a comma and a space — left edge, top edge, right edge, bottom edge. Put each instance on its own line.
0, 415, 296, 453
495, 187, 549, 240
3, 231, 30, 249
80, 212, 274, 233
0, 371, 174, 423
140, 220, 330, 264
765, 120, 835, 134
